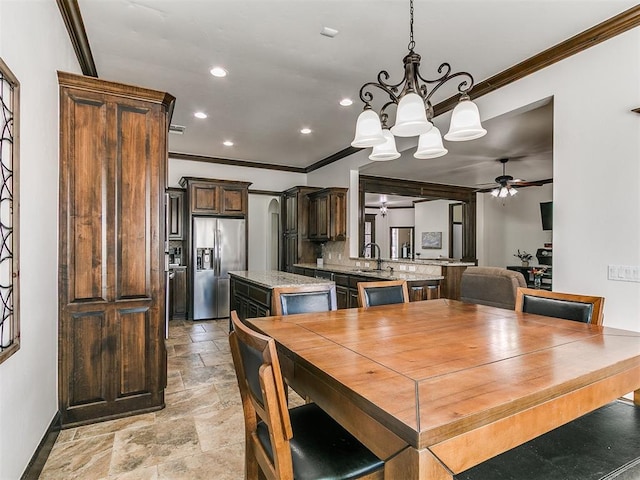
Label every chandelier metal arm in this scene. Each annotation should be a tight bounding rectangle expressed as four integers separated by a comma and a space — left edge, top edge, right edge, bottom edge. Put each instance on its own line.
358, 70, 407, 106
417, 65, 476, 105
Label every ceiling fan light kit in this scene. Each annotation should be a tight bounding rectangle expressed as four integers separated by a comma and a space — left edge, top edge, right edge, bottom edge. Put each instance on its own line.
352, 0, 486, 161
491, 158, 519, 198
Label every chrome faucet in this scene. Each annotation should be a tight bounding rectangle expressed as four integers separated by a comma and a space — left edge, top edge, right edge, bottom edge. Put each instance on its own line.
362, 242, 383, 271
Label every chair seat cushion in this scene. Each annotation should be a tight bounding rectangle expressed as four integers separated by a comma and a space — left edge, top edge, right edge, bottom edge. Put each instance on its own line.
456, 400, 640, 480
257, 402, 383, 480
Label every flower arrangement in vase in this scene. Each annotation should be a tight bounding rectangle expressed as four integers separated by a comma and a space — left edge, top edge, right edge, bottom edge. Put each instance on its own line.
514, 250, 533, 267
531, 266, 548, 289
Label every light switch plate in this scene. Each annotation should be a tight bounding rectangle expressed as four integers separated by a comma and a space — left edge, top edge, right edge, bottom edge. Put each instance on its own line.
608, 264, 640, 282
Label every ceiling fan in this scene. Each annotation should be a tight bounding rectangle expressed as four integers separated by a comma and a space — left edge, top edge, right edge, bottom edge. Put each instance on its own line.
473, 158, 525, 197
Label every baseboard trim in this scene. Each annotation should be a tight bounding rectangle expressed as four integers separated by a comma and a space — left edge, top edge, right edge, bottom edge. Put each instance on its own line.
20, 411, 62, 480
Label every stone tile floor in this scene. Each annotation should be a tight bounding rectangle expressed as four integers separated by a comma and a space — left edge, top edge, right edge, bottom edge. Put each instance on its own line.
40, 318, 299, 479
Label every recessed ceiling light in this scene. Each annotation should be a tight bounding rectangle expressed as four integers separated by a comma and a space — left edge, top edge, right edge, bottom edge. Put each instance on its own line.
210, 66, 228, 78
300, 128, 312, 135
340, 98, 353, 107
223, 140, 234, 146
194, 112, 207, 119
320, 26, 339, 38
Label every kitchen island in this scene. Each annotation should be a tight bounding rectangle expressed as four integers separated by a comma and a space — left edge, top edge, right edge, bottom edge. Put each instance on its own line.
228, 271, 334, 322
293, 261, 469, 301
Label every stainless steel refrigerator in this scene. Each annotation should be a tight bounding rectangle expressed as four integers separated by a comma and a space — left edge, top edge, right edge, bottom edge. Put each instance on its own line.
192, 217, 246, 319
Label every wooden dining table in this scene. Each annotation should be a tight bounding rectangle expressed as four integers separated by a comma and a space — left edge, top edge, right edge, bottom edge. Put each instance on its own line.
247, 299, 640, 480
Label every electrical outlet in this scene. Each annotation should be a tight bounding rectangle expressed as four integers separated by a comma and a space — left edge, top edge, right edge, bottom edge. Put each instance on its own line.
338, 254, 342, 260
364, 262, 370, 268
399, 265, 407, 271
409, 265, 416, 272
327, 253, 332, 260
355, 261, 361, 267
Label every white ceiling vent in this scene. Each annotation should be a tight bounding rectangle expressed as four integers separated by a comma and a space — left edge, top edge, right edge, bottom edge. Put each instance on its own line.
169, 124, 186, 135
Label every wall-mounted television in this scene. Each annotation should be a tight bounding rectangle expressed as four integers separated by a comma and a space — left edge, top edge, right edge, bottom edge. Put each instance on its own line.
540, 201, 553, 231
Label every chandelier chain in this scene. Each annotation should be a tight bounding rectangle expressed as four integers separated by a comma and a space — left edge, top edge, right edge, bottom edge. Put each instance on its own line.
408, 0, 415, 51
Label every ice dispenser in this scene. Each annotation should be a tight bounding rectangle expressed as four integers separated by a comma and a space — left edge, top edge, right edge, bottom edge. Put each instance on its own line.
196, 248, 214, 270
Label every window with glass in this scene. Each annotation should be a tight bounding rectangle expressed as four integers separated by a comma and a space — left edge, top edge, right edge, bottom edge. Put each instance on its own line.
0, 58, 19, 364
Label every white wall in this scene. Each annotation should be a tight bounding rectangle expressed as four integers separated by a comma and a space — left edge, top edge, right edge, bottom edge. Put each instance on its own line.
473, 29, 640, 331
0, 2, 80, 478
478, 184, 553, 267
415, 200, 455, 259
247, 194, 280, 270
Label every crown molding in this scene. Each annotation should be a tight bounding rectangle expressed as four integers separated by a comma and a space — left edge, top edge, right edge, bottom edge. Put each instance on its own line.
56, 0, 97, 77
169, 152, 306, 173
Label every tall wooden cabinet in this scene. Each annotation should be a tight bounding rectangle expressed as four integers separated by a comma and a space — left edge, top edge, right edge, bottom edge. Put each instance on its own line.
281, 186, 320, 272
58, 72, 175, 426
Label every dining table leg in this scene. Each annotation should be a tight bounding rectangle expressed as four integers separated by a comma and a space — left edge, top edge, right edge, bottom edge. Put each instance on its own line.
384, 446, 453, 480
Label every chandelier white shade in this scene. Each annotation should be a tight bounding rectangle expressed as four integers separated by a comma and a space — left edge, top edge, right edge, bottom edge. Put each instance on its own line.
351, 109, 386, 147
369, 129, 401, 161
414, 126, 448, 159
390, 93, 433, 137
352, 0, 486, 159
444, 98, 487, 141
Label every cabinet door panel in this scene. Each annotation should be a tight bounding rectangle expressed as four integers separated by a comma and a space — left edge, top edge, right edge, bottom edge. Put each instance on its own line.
67, 96, 108, 303
118, 307, 151, 396
192, 184, 219, 213
118, 105, 153, 299
221, 187, 245, 214
69, 311, 109, 406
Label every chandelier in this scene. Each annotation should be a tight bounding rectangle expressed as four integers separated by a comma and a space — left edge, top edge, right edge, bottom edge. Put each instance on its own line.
379, 202, 388, 217
351, 0, 487, 161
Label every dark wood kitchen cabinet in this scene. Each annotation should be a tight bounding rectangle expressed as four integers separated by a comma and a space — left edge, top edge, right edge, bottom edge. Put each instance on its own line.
167, 188, 185, 240
58, 72, 174, 426
179, 177, 251, 216
169, 267, 188, 319
281, 186, 320, 272
308, 187, 348, 242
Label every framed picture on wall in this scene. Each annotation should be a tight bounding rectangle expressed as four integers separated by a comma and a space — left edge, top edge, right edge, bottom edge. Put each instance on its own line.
421, 231, 442, 249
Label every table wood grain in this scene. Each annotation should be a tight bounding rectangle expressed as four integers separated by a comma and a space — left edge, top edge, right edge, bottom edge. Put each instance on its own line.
248, 299, 640, 480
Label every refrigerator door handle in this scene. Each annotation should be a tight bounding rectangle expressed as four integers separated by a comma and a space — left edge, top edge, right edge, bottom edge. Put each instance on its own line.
214, 228, 219, 275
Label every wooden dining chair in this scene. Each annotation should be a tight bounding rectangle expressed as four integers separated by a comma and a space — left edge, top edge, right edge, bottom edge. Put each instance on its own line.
271, 284, 337, 316
229, 311, 384, 480
515, 287, 605, 325
357, 280, 409, 307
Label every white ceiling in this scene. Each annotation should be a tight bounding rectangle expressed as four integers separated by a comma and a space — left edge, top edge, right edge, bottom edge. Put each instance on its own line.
77, 0, 637, 186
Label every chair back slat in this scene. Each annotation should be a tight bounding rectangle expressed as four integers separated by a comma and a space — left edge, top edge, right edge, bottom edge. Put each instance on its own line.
357, 280, 409, 307
272, 284, 337, 316
515, 287, 605, 325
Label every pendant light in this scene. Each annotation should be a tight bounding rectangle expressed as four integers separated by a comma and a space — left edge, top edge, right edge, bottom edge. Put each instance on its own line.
352, 0, 486, 158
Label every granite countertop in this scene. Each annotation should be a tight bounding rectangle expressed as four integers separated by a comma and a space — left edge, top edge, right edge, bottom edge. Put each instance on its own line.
293, 263, 444, 281
228, 270, 335, 289
358, 258, 476, 267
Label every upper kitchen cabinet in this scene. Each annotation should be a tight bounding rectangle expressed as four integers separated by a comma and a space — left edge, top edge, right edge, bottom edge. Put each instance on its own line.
308, 187, 348, 242
179, 177, 251, 216
58, 72, 175, 426
167, 188, 185, 240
